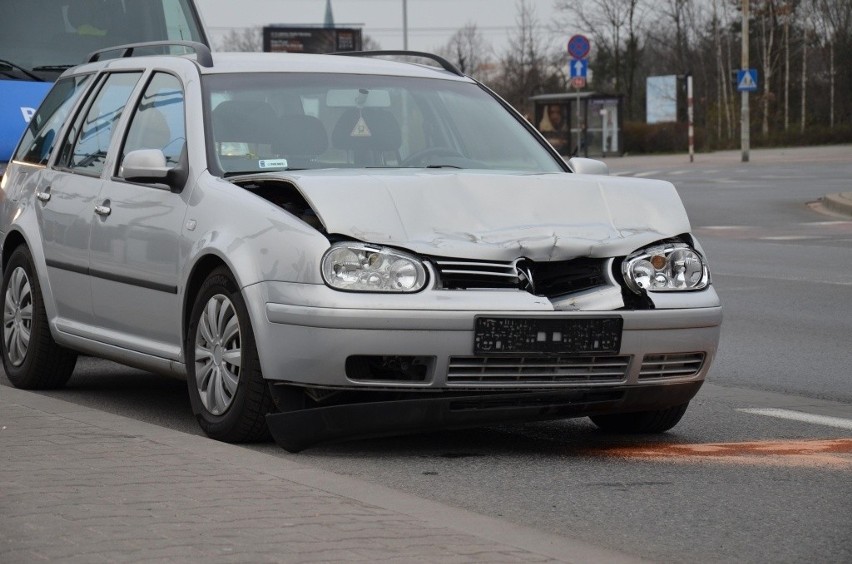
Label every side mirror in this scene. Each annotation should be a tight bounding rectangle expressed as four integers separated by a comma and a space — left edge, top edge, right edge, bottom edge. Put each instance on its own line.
567, 157, 610, 176
120, 149, 169, 181
120, 148, 187, 192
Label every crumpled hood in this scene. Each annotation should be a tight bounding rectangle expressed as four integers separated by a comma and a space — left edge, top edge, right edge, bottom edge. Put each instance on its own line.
257, 169, 692, 261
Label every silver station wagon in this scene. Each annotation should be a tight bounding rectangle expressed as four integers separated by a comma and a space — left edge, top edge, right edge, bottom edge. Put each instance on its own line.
0, 42, 721, 451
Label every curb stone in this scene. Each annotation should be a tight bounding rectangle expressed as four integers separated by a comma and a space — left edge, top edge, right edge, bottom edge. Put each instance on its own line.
822, 193, 852, 217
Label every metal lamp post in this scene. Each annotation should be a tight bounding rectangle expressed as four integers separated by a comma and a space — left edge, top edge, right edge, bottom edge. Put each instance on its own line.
741, 0, 750, 162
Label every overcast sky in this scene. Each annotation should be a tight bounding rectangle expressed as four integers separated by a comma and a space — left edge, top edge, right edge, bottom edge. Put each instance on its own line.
196, 0, 567, 55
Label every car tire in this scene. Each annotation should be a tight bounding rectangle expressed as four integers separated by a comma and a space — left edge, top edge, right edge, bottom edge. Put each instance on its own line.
589, 402, 689, 434
1, 245, 77, 389
186, 267, 274, 443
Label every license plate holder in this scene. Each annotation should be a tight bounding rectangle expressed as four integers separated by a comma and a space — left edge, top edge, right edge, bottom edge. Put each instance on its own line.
474, 317, 623, 355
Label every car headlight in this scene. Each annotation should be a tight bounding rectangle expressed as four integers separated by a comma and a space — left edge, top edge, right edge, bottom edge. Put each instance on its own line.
622, 242, 709, 293
321, 242, 428, 292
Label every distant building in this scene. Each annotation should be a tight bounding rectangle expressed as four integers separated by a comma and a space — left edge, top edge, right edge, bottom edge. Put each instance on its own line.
263, 0, 362, 55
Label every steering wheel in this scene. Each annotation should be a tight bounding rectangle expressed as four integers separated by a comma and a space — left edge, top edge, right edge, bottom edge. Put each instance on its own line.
401, 146, 466, 167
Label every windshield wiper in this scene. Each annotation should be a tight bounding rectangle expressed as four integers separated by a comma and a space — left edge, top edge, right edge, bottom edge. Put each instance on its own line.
426, 164, 462, 169
32, 64, 76, 73
0, 59, 44, 82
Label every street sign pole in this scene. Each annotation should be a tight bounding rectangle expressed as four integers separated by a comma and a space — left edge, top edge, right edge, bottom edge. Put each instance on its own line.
576, 86, 581, 156
741, 0, 750, 163
567, 35, 591, 157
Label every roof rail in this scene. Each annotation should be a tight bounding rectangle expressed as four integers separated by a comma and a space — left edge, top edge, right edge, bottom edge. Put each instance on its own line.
87, 40, 213, 68
331, 50, 464, 77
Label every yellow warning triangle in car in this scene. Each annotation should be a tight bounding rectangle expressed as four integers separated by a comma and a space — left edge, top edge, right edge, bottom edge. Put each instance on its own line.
350, 115, 372, 137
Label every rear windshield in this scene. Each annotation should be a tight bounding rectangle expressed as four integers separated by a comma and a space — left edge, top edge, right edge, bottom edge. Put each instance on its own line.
0, 0, 205, 72
203, 73, 564, 176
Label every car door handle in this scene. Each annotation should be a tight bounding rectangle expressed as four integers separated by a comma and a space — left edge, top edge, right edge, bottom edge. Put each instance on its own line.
36, 190, 51, 202
94, 204, 111, 217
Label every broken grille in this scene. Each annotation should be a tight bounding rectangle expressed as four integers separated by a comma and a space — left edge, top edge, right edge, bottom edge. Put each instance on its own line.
430, 256, 608, 297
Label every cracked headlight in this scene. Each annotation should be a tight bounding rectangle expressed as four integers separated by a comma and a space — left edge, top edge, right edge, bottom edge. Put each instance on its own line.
622, 243, 709, 293
321, 242, 427, 292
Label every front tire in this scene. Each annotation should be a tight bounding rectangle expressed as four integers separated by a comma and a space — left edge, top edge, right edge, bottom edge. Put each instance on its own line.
1, 245, 77, 389
589, 403, 689, 434
186, 267, 274, 442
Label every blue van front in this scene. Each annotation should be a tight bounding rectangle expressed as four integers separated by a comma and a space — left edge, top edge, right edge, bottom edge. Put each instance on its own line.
0, 0, 209, 176
0, 80, 53, 176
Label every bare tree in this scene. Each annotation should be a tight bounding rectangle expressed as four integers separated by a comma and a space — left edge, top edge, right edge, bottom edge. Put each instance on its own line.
712, 0, 735, 140
657, 0, 691, 71
437, 22, 494, 81
779, 2, 794, 131
755, 0, 779, 136
492, 0, 563, 115
801, 22, 809, 132
811, 0, 852, 127
362, 34, 382, 51
217, 27, 262, 52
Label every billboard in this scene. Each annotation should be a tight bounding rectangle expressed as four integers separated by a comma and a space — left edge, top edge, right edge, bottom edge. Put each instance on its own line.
646, 75, 678, 124
263, 26, 362, 54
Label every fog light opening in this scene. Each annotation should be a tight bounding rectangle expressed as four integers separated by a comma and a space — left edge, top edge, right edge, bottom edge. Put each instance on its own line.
346, 355, 431, 382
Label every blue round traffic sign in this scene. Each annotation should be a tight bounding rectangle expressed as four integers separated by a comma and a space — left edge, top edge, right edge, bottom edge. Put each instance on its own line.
567, 34, 590, 60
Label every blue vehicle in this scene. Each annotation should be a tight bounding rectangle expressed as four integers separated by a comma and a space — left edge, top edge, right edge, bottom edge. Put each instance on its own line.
0, 0, 208, 176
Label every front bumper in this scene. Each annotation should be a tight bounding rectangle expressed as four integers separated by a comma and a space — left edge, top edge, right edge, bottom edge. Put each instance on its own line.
243, 281, 722, 390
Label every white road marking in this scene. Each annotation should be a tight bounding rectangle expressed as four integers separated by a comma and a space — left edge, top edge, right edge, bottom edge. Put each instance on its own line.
634, 170, 659, 177
738, 408, 852, 431
715, 270, 852, 286
699, 225, 751, 230
760, 235, 822, 241
668, 170, 689, 175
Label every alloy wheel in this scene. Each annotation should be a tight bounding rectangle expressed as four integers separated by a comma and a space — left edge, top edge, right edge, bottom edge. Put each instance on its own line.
194, 293, 242, 415
3, 267, 33, 367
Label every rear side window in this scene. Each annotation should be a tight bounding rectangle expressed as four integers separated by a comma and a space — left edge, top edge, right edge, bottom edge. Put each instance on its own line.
14, 74, 92, 165
62, 72, 143, 176
121, 73, 186, 168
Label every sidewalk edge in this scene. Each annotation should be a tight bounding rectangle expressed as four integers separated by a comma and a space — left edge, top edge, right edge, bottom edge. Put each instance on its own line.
0, 385, 647, 564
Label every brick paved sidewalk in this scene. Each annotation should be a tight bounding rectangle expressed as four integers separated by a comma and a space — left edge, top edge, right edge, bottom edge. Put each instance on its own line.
0, 387, 639, 564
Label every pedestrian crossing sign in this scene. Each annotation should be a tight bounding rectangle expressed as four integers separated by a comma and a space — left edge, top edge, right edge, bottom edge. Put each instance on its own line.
737, 69, 758, 92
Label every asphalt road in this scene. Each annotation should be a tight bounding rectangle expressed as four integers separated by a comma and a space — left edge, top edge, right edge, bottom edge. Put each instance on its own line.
3, 146, 851, 563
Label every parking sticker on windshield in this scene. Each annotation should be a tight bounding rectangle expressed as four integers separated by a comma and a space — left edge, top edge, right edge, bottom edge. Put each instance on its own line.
258, 159, 288, 169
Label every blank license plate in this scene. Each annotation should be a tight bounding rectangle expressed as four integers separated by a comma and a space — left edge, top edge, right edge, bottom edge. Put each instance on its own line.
474, 317, 623, 355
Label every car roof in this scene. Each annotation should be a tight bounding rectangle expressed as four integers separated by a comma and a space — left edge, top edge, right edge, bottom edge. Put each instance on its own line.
65, 50, 474, 83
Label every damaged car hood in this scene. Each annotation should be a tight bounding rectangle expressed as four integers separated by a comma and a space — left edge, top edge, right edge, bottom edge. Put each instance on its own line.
250, 169, 692, 261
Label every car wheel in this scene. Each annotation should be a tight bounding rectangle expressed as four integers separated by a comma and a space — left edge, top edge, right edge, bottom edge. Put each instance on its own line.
186, 267, 274, 442
589, 403, 689, 434
1, 245, 77, 389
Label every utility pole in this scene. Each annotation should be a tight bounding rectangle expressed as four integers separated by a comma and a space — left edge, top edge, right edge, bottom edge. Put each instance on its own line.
741, 0, 750, 162
402, 0, 408, 50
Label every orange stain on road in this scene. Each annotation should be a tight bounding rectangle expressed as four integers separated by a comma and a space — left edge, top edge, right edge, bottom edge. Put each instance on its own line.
583, 438, 852, 470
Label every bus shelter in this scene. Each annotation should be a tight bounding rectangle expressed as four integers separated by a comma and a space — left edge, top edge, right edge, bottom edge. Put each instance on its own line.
530, 92, 624, 158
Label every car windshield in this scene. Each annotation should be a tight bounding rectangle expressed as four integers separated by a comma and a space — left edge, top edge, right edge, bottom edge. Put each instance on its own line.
203, 72, 564, 176
0, 0, 205, 73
